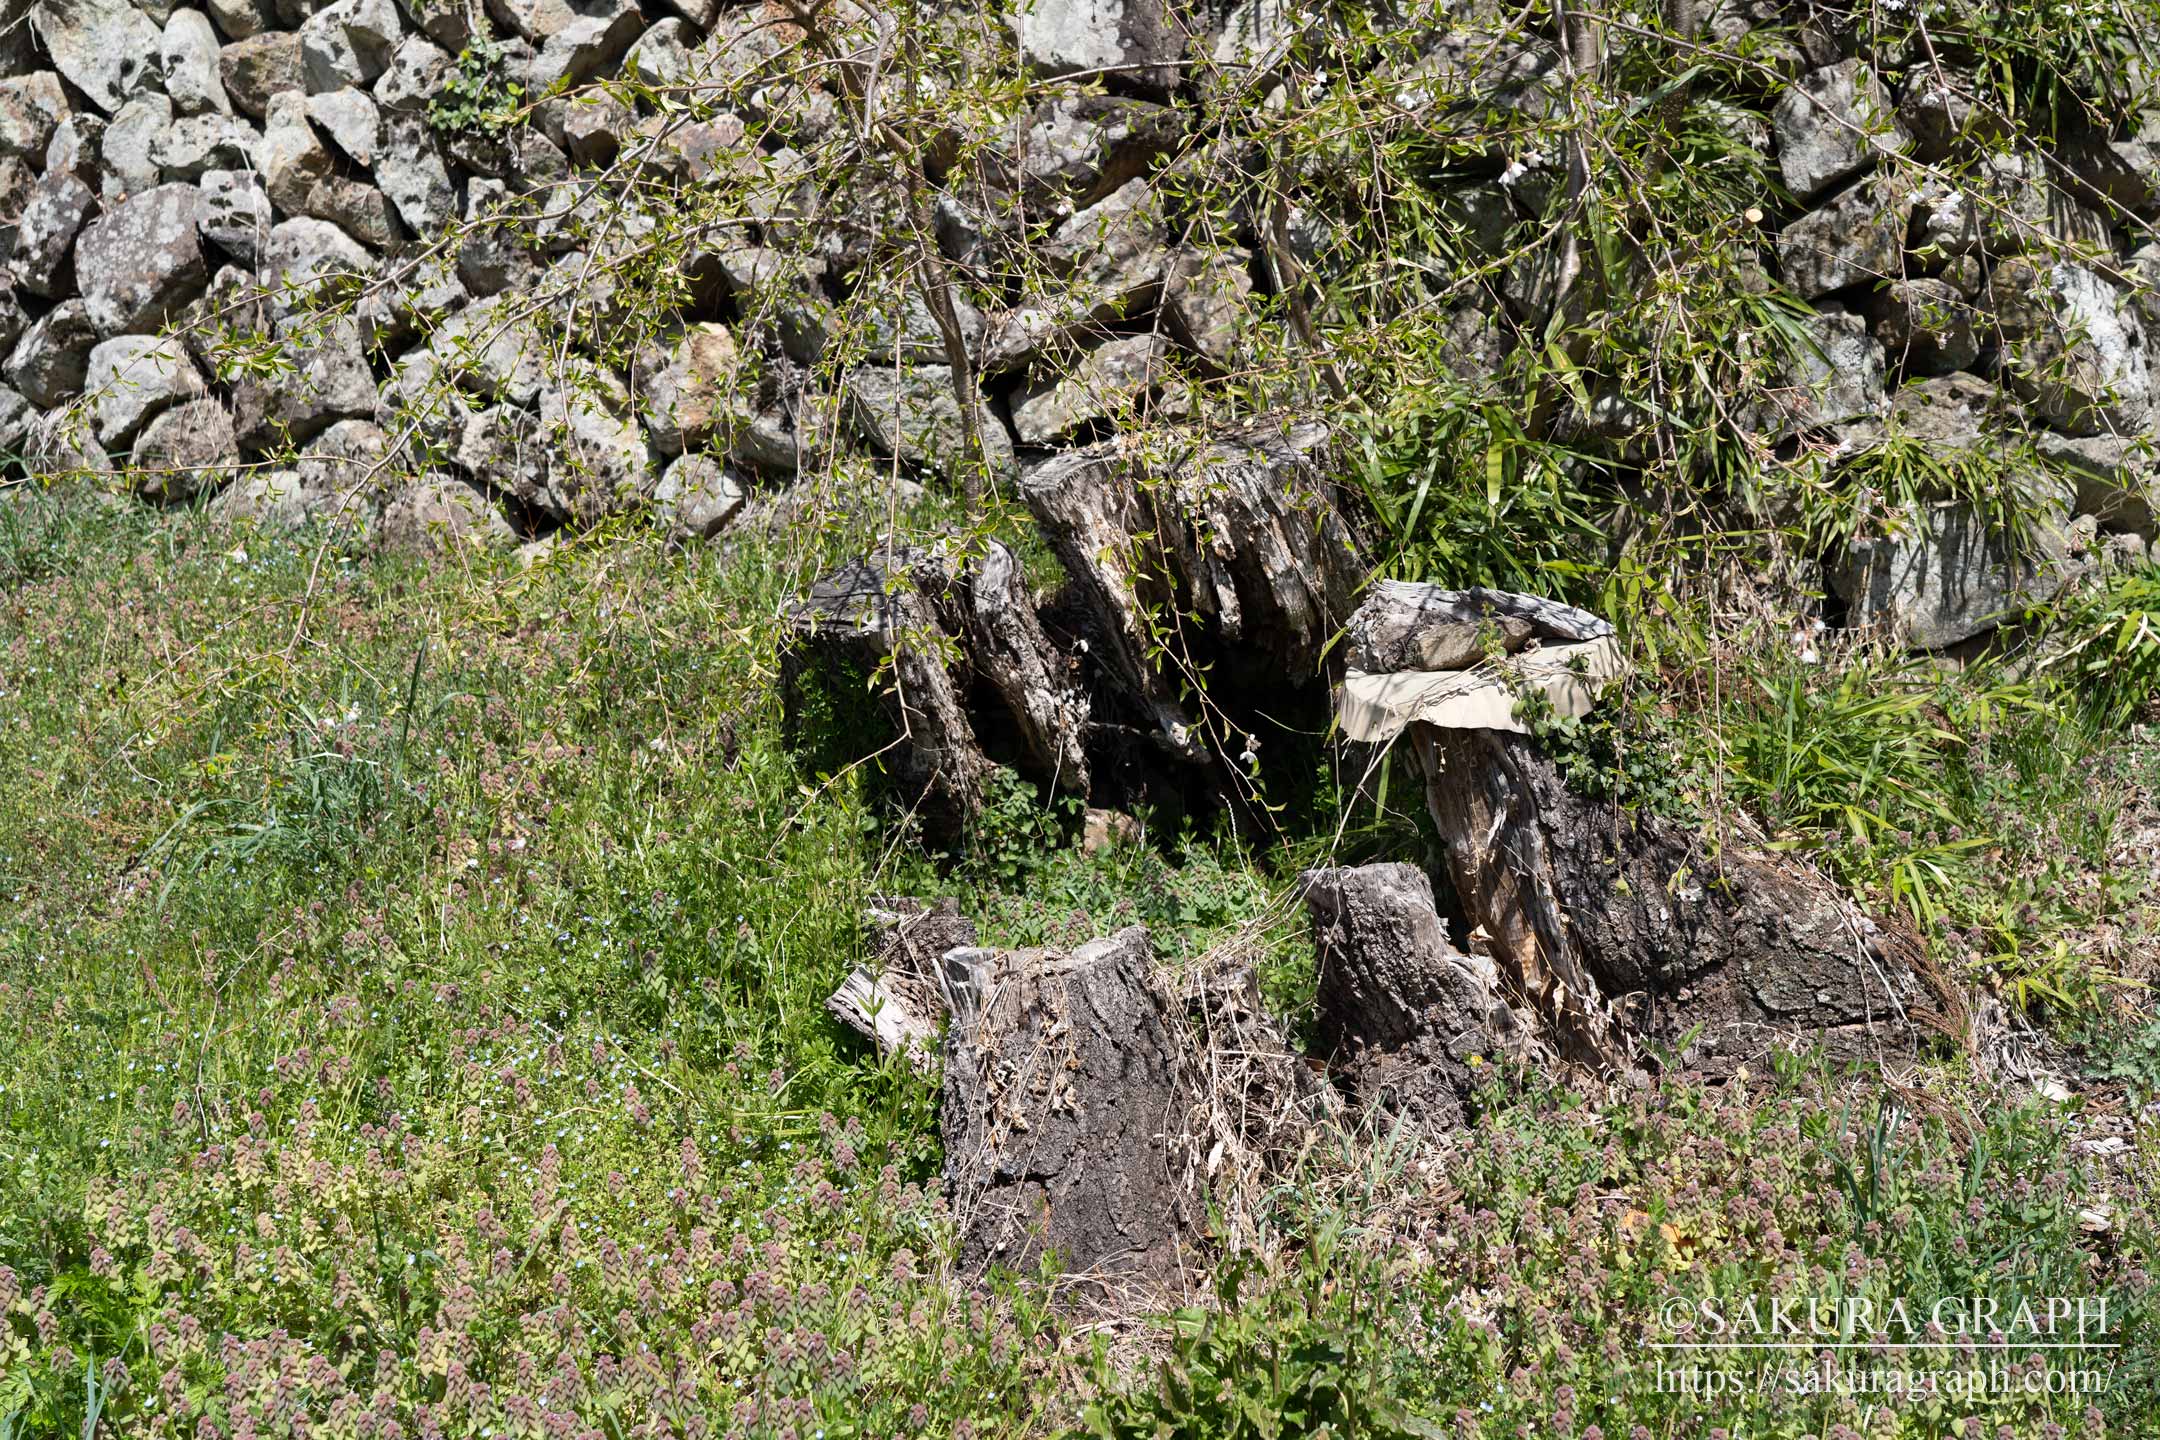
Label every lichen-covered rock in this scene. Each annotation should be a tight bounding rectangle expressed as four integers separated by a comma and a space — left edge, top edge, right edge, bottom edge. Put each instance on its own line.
653, 453, 744, 540
1040, 177, 1169, 326
232, 315, 377, 450
1009, 0, 1184, 95
1871, 278, 1980, 376
86, 335, 208, 448
197, 169, 273, 267
34, 0, 165, 114
373, 34, 452, 111
1011, 332, 1169, 445
153, 113, 260, 182
1752, 308, 1885, 438
1777, 172, 1910, 299
844, 365, 1015, 479
1829, 496, 2078, 649
428, 293, 548, 405
259, 215, 374, 310
211, 467, 309, 526
635, 324, 747, 456
537, 363, 653, 523
99, 93, 173, 198
1163, 244, 1251, 371
221, 30, 306, 118
1989, 258, 2156, 436
6, 300, 100, 408
130, 396, 240, 499
165, 9, 236, 116
524, 1, 645, 89
379, 476, 514, 550
298, 0, 399, 91
207, 0, 271, 41
11, 171, 98, 298
1005, 92, 1180, 209
2041, 432, 2158, 540
74, 183, 208, 338
0, 73, 68, 160
1770, 59, 1906, 199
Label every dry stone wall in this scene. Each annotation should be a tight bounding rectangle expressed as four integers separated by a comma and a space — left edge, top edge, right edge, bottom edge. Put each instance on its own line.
0, 0, 2153, 651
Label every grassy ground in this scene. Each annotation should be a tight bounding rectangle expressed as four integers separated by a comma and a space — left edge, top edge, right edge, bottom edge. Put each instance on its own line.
2, 487, 2157, 1437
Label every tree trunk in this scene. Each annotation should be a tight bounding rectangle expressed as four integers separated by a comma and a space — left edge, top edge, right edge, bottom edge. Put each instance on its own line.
939, 926, 1200, 1287
1300, 863, 1530, 1129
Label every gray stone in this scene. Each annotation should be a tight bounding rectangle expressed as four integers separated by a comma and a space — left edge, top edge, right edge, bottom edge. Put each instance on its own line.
220, 32, 306, 119
164, 10, 234, 115
1988, 257, 2156, 436
1010, 0, 1182, 95
1163, 244, 1251, 371
10, 170, 98, 297
231, 315, 377, 450
0, 72, 69, 160
356, 253, 467, 352
1897, 78, 2000, 162
0, 385, 31, 456
372, 35, 452, 112
0, 286, 27, 357
429, 292, 547, 405
1829, 499, 2075, 649
1008, 93, 1179, 209
1040, 177, 1169, 325
653, 453, 743, 539
260, 215, 374, 309
293, 415, 389, 502
537, 363, 652, 521
1754, 308, 1885, 439
2040, 432, 2158, 539
455, 180, 541, 296
1777, 172, 1911, 299
1011, 333, 1169, 445
400, 0, 473, 50
635, 323, 746, 456
845, 365, 1015, 477
552, 91, 631, 166
258, 94, 401, 248
197, 169, 272, 266
306, 87, 380, 164
453, 403, 545, 505
45, 114, 106, 184
211, 467, 311, 526
101, 93, 174, 199
153, 113, 259, 181
5, 299, 99, 408
1871, 278, 1980, 376
207, 0, 272, 39
87, 334, 206, 447
379, 476, 513, 550
374, 111, 457, 237
378, 344, 476, 455
130, 396, 239, 499
524, 5, 644, 91
1771, 59, 1907, 200
299, 0, 401, 92
33, 0, 164, 115
624, 18, 693, 90
858, 286, 984, 367
76, 183, 209, 337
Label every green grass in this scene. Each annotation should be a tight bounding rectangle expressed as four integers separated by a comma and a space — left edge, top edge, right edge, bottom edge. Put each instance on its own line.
0, 493, 2156, 1436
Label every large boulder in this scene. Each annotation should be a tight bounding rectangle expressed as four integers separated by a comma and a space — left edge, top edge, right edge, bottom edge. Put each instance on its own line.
653, 453, 744, 540
378, 476, 514, 551
298, 0, 400, 91
86, 335, 207, 448
1770, 59, 1907, 199
1828, 496, 2080, 649
1010, 332, 1170, 445
75, 183, 210, 337
33, 0, 165, 114
231, 316, 378, 450
0, 73, 69, 160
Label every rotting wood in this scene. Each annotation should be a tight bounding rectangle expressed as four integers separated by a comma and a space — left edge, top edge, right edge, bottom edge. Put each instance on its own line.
824, 898, 975, 1071
937, 925, 1199, 1286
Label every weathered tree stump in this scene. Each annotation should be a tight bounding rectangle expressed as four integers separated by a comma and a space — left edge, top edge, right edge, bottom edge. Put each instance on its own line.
825, 897, 976, 1071
1299, 863, 1527, 1129
1020, 416, 1365, 762
1341, 582, 1922, 1074
784, 540, 1088, 838
937, 926, 1199, 1285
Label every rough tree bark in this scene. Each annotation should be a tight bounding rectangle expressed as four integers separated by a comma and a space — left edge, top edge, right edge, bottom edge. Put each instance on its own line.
1345, 582, 1922, 1074
785, 540, 1088, 837
938, 926, 1199, 1285
825, 897, 976, 1071
1299, 863, 1527, 1129
1020, 416, 1365, 762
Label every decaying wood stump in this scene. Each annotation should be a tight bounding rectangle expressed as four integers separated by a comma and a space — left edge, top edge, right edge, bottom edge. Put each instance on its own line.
784, 540, 1088, 837
1343, 581, 1921, 1074
1021, 416, 1365, 760
825, 898, 975, 1071
938, 926, 1200, 1285
1299, 863, 1530, 1129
